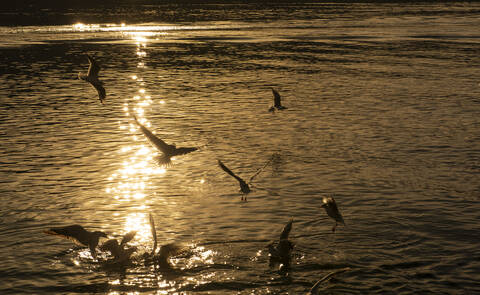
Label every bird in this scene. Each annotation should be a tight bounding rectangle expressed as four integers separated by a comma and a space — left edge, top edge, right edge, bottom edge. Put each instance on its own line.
267, 219, 294, 273
78, 54, 106, 104
132, 115, 198, 166
100, 231, 137, 264
321, 197, 345, 232
308, 267, 351, 295
268, 88, 287, 112
217, 156, 273, 201
146, 213, 189, 269
44, 224, 108, 260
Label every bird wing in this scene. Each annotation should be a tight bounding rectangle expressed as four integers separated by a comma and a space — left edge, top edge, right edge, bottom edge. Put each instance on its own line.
309, 268, 351, 294
133, 115, 170, 153
323, 197, 345, 225
100, 239, 121, 257
158, 242, 188, 260
174, 146, 198, 156
279, 219, 293, 240
272, 88, 282, 107
149, 213, 157, 256
44, 225, 89, 247
120, 231, 137, 247
218, 160, 245, 183
86, 54, 101, 78
249, 155, 274, 183
90, 81, 106, 103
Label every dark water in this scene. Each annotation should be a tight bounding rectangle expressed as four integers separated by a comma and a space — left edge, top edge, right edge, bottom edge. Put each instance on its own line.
1, 2, 480, 294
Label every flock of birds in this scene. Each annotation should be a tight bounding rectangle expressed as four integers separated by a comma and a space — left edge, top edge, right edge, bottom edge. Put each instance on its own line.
44, 54, 349, 294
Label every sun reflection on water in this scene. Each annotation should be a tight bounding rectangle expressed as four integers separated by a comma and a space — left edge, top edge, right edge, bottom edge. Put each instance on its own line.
123, 212, 152, 244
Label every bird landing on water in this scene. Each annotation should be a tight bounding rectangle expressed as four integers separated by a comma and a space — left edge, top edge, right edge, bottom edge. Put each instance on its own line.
321, 196, 345, 232
269, 87, 288, 112
44, 224, 108, 260
145, 213, 190, 269
100, 231, 137, 265
78, 54, 106, 104
266, 219, 294, 274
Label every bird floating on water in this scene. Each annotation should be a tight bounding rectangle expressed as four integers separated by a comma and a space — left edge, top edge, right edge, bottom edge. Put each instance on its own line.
217, 156, 273, 201
44, 224, 108, 260
78, 54, 106, 104
321, 196, 345, 232
268, 88, 287, 112
267, 219, 294, 273
100, 231, 137, 264
132, 115, 198, 166
146, 213, 189, 269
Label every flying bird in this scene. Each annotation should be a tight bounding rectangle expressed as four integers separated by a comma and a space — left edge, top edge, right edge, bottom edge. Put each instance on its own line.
78, 54, 106, 104
132, 115, 198, 166
100, 231, 137, 264
44, 224, 108, 260
217, 156, 273, 201
267, 219, 294, 273
269, 88, 287, 112
321, 197, 345, 232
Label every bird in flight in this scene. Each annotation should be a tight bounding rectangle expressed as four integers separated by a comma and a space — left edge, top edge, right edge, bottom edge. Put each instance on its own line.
100, 231, 137, 264
269, 88, 287, 112
44, 224, 108, 260
267, 219, 294, 273
321, 197, 345, 232
217, 156, 273, 201
132, 115, 198, 166
78, 54, 106, 104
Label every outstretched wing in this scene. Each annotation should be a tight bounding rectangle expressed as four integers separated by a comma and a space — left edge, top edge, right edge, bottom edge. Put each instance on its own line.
43, 225, 88, 247
158, 242, 188, 260
133, 115, 170, 154
86, 54, 101, 78
279, 219, 293, 241
218, 160, 245, 183
120, 231, 137, 247
149, 213, 157, 256
174, 146, 198, 156
309, 268, 351, 295
249, 155, 274, 183
271, 88, 282, 107
90, 81, 106, 104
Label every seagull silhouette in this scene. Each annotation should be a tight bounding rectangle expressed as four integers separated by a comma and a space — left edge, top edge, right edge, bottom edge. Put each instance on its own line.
217, 156, 273, 201
132, 115, 198, 166
146, 213, 189, 269
321, 197, 345, 232
78, 54, 106, 104
44, 224, 108, 260
308, 267, 351, 295
269, 88, 287, 112
267, 219, 294, 273
100, 231, 137, 264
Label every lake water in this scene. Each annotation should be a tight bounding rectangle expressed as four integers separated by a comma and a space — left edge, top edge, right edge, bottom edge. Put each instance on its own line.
0, 2, 479, 294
